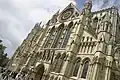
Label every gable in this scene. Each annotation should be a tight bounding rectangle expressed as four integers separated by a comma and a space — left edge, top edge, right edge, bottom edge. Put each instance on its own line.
82, 30, 97, 42
46, 3, 81, 26
58, 3, 81, 22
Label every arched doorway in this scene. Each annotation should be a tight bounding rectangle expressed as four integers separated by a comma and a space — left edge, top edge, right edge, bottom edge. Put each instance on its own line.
34, 64, 44, 80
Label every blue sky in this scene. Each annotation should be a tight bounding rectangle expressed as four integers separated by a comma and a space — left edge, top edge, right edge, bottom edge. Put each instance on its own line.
75, 0, 87, 9
0, 0, 120, 57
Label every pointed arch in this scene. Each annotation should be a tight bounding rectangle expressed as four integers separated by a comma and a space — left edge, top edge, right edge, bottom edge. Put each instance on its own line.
93, 17, 98, 22
73, 57, 81, 77
60, 52, 66, 59
93, 16, 98, 31
81, 57, 90, 79
52, 52, 61, 72
61, 21, 73, 48
55, 52, 61, 59
68, 21, 74, 29
82, 57, 91, 63
99, 33, 105, 42
44, 26, 55, 48
34, 64, 45, 80
52, 23, 65, 48
55, 52, 67, 73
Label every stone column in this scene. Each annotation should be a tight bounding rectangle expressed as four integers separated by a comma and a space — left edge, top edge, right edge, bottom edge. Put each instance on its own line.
89, 64, 94, 80
105, 67, 111, 80
61, 22, 84, 79
105, 57, 113, 80
61, 60, 69, 74
87, 64, 92, 79
92, 62, 99, 80
77, 63, 83, 79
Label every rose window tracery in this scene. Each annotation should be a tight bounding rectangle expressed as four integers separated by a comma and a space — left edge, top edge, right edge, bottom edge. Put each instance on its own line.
59, 8, 74, 21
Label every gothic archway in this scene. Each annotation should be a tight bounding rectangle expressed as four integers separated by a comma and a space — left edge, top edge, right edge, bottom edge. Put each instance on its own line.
34, 64, 44, 80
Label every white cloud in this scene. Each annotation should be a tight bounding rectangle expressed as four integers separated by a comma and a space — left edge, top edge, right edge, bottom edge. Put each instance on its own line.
92, 0, 120, 11
0, 0, 76, 57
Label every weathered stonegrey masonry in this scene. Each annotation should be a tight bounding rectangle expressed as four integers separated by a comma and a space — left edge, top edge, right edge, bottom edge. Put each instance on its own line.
8, 0, 120, 80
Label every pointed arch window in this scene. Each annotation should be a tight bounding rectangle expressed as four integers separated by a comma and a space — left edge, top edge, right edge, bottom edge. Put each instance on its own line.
81, 61, 89, 79
93, 17, 98, 32
56, 52, 66, 73
62, 28, 71, 48
73, 58, 81, 77
62, 22, 73, 48
52, 53, 61, 72
44, 26, 55, 48
52, 24, 64, 48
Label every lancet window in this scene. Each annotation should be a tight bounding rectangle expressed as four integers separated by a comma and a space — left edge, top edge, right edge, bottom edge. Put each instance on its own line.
62, 22, 73, 48
73, 58, 81, 77
81, 60, 89, 79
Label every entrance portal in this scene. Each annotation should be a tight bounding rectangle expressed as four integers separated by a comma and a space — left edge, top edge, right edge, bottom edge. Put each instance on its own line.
34, 64, 44, 80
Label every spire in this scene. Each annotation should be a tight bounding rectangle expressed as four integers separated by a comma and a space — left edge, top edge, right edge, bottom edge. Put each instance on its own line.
34, 21, 42, 28
39, 21, 42, 26
84, 0, 92, 10
81, 0, 92, 15
52, 10, 60, 20
54, 9, 60, 16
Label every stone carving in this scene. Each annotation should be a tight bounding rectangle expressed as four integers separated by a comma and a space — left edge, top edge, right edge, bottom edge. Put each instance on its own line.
92, 56, 98, 64
50, 75, 54, 80
59, 8, 74, 22
47, 11, 59, 25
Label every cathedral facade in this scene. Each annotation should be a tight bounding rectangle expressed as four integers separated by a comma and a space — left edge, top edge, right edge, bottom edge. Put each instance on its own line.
8, 1, 120, 80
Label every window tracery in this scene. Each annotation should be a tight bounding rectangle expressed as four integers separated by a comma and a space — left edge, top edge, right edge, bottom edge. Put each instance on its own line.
44, 26, 55, 48
81, 60, 89, 79
52, 24, 64, 48
73, 58, 81, 77
52, 53, 61, 72
62, 22, 73, 48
